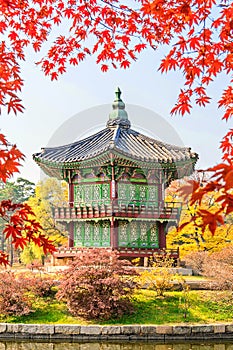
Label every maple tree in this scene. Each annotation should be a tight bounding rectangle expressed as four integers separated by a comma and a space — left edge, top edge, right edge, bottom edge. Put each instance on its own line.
0, 134, 56, 265
0, 0, 232, 241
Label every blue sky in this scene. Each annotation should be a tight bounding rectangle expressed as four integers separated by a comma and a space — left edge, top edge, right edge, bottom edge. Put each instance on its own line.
1, 46, 229, 184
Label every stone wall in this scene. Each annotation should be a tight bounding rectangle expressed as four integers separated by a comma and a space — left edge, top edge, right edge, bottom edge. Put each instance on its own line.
0, 323, 232, 341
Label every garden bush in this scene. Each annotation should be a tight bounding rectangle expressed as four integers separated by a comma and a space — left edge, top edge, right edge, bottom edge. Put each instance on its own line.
136, 254, 175, 297
25, 274, 57, 297
184, 246, 233, 290
183, 251, 209, 275
57, 248, 138, 320
203, 246, 233, 290
0, 272, 32, 316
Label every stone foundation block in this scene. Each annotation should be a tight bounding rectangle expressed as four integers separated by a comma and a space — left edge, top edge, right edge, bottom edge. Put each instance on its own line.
141, 325, 157, 335
109, 334, 130, 340
156, 326, 173, 334
226, 324, 233, 333
6, 324, 20, 333
20, 324, 54, 335
173, 326, 191, 335
55, 325, 80, 335
214, 325, 225, 333
121, 325, 141, 335
80, 326, 102, 335
102, 326, 121, 335
0, 324, 6, 333
147, 334, 165, 340
191, 325, 214, 334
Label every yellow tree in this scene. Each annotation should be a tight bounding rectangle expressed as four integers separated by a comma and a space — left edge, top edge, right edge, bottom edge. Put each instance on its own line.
20, 178, 68, 265
166, 178, 233, 259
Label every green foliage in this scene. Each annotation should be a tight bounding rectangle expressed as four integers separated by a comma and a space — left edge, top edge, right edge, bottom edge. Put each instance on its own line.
107, 290, 233, 325
0, 272, 32, 317
177, 276, 191, 320
136, 254, 175, 297
0, 286, 232, 324
57, 248, 138, 320
1, 297, 77, 324
0, 177, 36, 264
0, 178, 35, 203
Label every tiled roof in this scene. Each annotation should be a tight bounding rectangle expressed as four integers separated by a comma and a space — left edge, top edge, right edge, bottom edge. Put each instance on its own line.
33, 124, 197, 165
33, 88, 198, 174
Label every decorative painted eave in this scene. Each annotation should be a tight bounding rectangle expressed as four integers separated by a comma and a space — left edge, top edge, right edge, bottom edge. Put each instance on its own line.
33, 88, 198, 179
34, 148, 198, 181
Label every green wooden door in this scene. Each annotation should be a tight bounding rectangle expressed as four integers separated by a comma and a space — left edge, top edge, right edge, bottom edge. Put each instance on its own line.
74, 221, 110, 247
74, 183, 110, 206
118, 221, 159, 248
118, 183, 158, 206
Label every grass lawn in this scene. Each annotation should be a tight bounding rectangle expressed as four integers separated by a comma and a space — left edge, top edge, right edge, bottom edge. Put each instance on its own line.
1, 289, 232, 325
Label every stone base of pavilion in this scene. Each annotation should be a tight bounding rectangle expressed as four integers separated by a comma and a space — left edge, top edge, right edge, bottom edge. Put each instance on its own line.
51, 246, 179, 267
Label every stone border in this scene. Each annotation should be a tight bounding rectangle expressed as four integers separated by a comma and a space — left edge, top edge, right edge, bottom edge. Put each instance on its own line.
0, 323, 232, 341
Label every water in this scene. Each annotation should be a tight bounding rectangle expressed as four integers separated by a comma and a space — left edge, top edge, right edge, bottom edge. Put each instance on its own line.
0, 342, 232, 350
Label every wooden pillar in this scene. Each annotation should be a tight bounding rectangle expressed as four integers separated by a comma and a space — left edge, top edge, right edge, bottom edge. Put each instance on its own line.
68, 222, 74, 248
51, 254, 56, 266
110, 154, 116, 201
144, 257, 148, 267
110, 219, 118, 249
158, 222, 166, 249
69, 183, 74, 208
110, 154, 118, 249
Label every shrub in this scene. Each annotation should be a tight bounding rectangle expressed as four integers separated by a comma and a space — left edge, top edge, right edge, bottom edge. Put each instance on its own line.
56, 248, 138, 320
203, 246, 233, 290
184, 246, 233, 290
211, 245, 233, 265
26, 274, 57, 298
183, 251, 209, 275
0, 272, 32, 316
136, 254, 175, 297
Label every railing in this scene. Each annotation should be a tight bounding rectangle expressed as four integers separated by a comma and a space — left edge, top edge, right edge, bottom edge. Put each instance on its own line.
117, 247, 179, 258
53, 246, 179, 259
52, 202, 182, 221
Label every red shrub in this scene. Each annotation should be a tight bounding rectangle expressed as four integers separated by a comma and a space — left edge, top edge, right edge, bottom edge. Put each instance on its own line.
183, 251, 209, 275
0, 272, 32, 316
57, 248, 138, 320
203, 246, 233, 290
184, 245, 233, 290
27, 275, 57, 298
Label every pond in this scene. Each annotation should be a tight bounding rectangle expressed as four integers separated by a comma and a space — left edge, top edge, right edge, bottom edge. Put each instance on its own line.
0, 341, 232, 350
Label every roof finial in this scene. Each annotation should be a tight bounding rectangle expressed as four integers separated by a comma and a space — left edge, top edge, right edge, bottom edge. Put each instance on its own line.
107, 87, 131, 129
115, 87, 122, 101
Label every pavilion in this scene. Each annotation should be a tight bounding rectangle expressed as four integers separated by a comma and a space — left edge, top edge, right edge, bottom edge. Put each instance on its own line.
33, 88, 198, 264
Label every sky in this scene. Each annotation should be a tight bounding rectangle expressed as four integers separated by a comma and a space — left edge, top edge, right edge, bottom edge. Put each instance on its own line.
1, 43, 230, 184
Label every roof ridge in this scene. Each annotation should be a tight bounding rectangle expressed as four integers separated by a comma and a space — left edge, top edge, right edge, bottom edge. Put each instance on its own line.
41, 127, 112, 151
